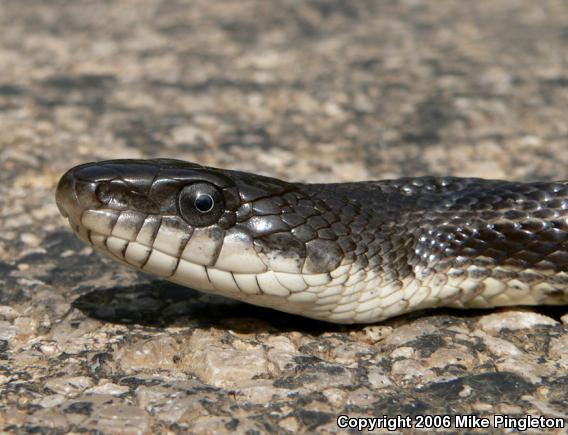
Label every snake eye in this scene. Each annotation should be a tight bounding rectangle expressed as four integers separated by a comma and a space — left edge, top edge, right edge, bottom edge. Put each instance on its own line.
178, 182, 224, 227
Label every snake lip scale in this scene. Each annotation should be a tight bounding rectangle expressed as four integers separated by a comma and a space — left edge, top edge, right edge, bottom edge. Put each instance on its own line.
55, 158, 568, 324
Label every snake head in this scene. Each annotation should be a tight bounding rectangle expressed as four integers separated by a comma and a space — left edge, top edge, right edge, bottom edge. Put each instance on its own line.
55, 159, 350, 320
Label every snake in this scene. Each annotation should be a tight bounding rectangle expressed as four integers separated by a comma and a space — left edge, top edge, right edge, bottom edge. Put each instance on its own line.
55, 159, 568, 324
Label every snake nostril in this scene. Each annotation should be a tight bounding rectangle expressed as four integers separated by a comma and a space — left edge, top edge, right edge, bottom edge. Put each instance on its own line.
95, 182, 113, 204
96, 181, 130, 209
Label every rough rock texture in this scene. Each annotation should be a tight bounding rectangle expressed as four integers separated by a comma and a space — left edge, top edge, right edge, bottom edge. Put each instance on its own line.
1, 0, 568, 433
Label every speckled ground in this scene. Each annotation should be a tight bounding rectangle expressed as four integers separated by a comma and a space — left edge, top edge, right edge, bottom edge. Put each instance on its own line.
1, 0, 568, 433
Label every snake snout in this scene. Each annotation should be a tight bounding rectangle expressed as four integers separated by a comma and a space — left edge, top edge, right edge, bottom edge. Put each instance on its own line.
55, 163, 105, 225
55, 169, 74, 218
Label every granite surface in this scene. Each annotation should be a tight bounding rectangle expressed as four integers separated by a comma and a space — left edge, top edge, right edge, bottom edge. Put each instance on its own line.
1, 0, 568, 433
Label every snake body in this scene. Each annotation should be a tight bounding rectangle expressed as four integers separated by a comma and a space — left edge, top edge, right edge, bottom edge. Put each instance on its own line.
55, 159, 568, 324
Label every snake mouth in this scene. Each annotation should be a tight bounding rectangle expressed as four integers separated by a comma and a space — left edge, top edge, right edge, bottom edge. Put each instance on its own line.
58, 203, 350, 321
65, 207, 337, 314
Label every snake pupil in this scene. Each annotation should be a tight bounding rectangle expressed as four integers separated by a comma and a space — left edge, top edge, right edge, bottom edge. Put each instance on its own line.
194, 193, 214, 213
178, 182, 224, 226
